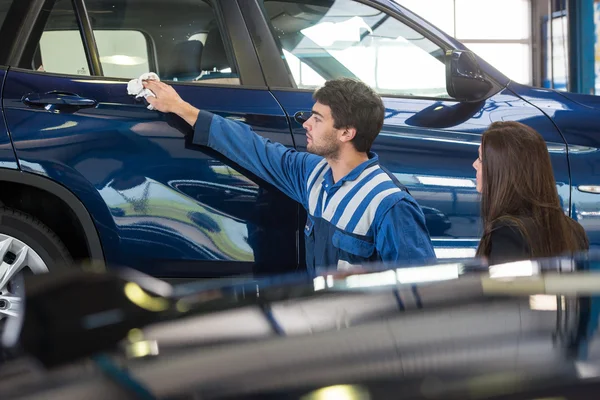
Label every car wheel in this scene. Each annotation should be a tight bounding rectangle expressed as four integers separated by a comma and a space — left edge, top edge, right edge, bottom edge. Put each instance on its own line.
0, 206, 72, 319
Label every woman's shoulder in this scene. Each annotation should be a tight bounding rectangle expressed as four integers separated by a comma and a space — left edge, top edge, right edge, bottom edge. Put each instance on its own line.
491, 217, 529, 239
490, 215, 589, 257
488, 217, 531, 264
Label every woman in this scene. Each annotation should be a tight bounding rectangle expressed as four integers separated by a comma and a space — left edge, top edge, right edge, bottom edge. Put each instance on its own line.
472, 121, 588, 264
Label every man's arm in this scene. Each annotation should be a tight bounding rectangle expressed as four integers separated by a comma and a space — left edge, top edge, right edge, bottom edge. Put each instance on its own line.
143, 80, 321, 205
375, 199, 436, 266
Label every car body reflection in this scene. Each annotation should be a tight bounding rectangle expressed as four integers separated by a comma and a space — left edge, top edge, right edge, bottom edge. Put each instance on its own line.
3, 254, 600, 399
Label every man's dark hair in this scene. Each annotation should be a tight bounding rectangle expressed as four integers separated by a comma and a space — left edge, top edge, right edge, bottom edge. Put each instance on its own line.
313, 78, 385, 153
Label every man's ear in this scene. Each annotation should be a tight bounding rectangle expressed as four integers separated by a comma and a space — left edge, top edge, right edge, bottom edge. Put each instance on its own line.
339, 127, 357, 143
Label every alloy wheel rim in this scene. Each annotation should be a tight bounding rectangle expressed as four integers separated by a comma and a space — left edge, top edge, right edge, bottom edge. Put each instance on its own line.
0, 234, 49, 319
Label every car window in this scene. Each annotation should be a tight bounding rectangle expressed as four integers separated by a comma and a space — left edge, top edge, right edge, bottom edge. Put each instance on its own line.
33, 0, 90, 75
35, 0, 240, 85
40, 29, 150, 77
263, 0, 450, 98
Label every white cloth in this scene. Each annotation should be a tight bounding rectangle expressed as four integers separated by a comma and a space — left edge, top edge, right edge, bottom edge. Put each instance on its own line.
127, 72, 160, 110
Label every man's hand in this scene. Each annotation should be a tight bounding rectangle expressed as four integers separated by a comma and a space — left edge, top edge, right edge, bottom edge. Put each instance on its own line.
142, 80, 184, 113
143, 80, 200, 127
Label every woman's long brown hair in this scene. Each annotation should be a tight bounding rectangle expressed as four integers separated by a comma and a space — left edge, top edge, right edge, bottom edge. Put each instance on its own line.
476, 121, 588, 258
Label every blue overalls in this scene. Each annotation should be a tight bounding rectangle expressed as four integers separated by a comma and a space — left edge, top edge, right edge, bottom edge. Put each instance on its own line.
193, 111, 436, 271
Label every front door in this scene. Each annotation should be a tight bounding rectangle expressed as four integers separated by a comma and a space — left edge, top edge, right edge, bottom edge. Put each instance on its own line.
247, 0, 571, 260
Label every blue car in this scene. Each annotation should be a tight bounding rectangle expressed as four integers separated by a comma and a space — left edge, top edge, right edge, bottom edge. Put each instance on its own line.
0, 0, 597, 288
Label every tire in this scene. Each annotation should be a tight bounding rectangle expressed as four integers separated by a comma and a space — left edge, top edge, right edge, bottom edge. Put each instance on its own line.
0, 207, 73, 362
0, 206, 72, 272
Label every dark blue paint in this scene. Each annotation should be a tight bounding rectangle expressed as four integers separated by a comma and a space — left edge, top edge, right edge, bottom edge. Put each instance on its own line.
2, 71, 298, 277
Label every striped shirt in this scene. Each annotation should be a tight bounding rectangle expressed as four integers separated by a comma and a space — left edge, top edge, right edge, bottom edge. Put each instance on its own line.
193, 111, 435, 270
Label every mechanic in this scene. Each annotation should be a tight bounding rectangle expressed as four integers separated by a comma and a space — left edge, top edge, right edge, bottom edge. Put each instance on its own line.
143, 77, 436, 271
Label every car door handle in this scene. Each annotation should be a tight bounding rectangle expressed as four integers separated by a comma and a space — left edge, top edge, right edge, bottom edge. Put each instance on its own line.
22, 91, 97, 109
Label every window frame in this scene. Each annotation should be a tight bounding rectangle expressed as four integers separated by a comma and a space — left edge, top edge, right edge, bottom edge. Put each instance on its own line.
2, 0, 268, 88
72, 0, 102, 75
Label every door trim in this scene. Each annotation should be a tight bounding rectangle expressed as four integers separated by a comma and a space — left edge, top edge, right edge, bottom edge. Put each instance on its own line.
72, 0, 103, 76
218, 0, 267, 87
237, 0, 296, 88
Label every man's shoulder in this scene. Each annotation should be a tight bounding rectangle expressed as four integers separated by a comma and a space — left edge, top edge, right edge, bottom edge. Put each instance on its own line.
372, 164, 410, 191
366, 173, 416, 219
373, 182, 423, 221
346, 164, 414, 218
384, 190, 417, 212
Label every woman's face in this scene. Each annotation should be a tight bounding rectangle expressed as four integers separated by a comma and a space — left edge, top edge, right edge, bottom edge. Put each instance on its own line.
473, 145, 483, 193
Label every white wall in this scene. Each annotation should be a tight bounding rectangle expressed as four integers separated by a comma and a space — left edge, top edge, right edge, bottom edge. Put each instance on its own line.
395, 0, 533, 84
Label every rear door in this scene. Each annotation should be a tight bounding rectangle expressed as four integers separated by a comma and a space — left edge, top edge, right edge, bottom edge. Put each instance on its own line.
2, 0, 298, 277
244, 0, 571, 259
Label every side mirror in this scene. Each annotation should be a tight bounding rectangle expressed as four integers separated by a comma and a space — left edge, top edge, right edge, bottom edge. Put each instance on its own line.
445, 50, 500, 102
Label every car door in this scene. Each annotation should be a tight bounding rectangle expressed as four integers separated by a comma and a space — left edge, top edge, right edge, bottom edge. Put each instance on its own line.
2, 0, 299, 277
243, 0, 571, 259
